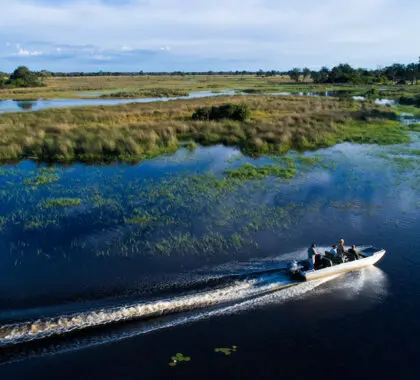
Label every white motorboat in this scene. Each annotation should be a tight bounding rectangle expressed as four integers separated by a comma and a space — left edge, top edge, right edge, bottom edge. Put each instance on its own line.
289, 246, 386, 281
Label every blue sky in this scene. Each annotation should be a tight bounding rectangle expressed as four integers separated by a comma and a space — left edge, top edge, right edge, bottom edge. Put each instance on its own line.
0, 0, 418, 72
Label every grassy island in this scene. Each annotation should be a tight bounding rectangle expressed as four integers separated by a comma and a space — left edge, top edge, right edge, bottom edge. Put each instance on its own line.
0, 95, 410, 163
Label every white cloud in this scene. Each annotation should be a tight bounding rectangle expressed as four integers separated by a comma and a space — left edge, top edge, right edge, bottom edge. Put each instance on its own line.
120, 45, 134, 51
18, 48, 43, 56
0, 0, 418, 70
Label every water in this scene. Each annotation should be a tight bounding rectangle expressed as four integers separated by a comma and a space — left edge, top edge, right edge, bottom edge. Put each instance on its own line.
1, 138, 420, 379
0, 89, 395, 114
0, 90, 237, 114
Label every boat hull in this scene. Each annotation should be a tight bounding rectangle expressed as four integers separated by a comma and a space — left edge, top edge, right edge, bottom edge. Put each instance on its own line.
302, 249, 385, 281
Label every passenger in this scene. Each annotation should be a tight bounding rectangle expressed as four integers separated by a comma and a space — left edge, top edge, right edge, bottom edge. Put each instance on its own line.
337, 239, 345, 257
307, 243, 318, 270
348, 244, 360, 260
330, 244, 338, 256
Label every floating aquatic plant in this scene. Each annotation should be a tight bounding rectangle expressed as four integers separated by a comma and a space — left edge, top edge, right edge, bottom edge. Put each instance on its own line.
168, 352, 191, 367
215, 346, 238, 356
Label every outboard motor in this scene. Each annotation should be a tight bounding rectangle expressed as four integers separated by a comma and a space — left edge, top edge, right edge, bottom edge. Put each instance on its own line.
288, 260, 306, 281
288, 260, 299, 274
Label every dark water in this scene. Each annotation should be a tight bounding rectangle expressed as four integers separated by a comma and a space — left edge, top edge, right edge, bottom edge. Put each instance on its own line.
1, 136, 420, 379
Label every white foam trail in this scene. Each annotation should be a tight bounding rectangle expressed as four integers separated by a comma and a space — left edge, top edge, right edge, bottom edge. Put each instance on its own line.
314, 266, 388, 302
0, 275, 292, 347
0, 273, 339, 366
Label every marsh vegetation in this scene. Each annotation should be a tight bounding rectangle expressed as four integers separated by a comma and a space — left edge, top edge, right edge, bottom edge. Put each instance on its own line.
0, 95, 409, 163
1, 136, 419, 265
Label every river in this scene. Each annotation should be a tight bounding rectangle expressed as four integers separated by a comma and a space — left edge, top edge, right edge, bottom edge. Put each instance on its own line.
0, 90, 236, 113
0, 132, 420, 378
0, 90, 392, 114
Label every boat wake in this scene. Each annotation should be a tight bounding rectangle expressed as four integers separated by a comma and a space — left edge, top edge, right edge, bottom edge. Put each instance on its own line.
0, 248, 386, 365
0, 272, 293, 349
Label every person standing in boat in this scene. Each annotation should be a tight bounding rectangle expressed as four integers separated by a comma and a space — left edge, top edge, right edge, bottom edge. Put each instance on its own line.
348, 244, 360, 260
337, 239, 346, 258
307, 243, 318, 270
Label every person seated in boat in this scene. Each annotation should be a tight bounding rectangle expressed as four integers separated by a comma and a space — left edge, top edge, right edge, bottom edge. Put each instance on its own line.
307, 243, 318, 270
329, 244, 338, 256
347, 244, 360, 260
337, 239, 346, 257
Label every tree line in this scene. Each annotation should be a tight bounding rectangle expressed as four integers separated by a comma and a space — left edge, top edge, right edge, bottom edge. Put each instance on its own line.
288, 58, 420, 85
1, 59, 419, 88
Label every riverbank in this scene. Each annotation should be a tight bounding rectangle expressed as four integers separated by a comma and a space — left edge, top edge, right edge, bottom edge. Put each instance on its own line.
1, 74, 418, 100
0, 95, 410, 163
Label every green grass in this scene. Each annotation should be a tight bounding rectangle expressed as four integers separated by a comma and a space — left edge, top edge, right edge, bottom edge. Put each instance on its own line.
225, 163, 296, 180
23, 174, 60, 186
38, 166, 59, 173
409, 123, 420, 132
394, 104, 420, 117
124, 215, 152, 225
338, 120, 411, 145
297, 155, 323, 165
41, 198, 82, 208
24, 221, 44, 230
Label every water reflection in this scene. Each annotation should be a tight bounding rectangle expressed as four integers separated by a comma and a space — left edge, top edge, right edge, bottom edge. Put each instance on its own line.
16, 101, 36, 111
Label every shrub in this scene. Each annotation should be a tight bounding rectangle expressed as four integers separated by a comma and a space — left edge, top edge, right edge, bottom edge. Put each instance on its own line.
192, 103, 250, 122
5, 66, 44, 88
399, 95, 420, 107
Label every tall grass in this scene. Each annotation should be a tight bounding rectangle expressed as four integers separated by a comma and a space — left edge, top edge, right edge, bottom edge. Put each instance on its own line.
0, 95, 409, 163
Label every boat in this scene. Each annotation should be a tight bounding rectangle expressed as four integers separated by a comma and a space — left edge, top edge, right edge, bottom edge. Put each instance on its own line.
289, 246, 386, 282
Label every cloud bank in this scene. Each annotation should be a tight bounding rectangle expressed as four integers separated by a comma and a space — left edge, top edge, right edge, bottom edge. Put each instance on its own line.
0, 0, 418, 71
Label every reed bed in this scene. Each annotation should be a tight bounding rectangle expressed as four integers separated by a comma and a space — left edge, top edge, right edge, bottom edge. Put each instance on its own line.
0, 95, 409, 163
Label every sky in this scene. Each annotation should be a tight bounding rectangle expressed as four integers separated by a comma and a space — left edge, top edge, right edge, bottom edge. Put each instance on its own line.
0, 0, 418, 72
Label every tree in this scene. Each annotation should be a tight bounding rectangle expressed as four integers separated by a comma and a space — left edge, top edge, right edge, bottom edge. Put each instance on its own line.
329, 63, 354, 83
406, 62, 419, 85
10, 66, 33, 81
289, 68, 301, 83
7, 66, 42, 87
302, 68, 311, 81
38, 70, 52, 78
311, 67, 330, 83
384, 63, 405, 82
